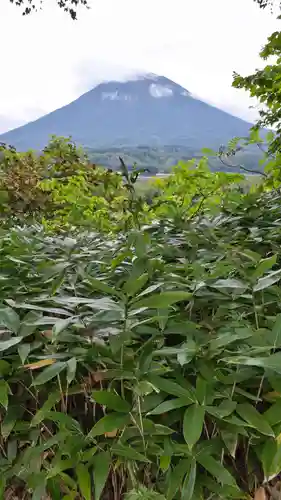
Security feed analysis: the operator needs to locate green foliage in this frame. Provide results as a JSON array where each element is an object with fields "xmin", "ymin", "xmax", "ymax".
[
  {"xmin": 233, "ymin": 27, "xmax": 281, "ymax": 152},
  {"xmin": 85, "ymin": 144, "xmax": 265, "ymax": 174},
  {"xmin": 1, "ymin": 174, "xmax": 281, "ymax": 498},
  {"xmin": 3, "ymin": 131, "xmax": 281, "ymax": 498}
]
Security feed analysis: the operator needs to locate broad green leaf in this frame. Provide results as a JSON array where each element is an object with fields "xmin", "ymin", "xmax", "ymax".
[
  {"xmin": 91, "ymin": 390, "xmax": 131, "ymax": 413},
  {"xmin": 201, "ymin": 148, "xmax": 216, "ymax": 156},
  {"xmin": 19, "ymin": 311, "xmax": 41, "ymax": 337},
  {"xmin": 177, "ymin": 339, "xmax": 197, "ymax": 366},
  {"xmin": 86, "ymin": 277, "xmax": 121, "ymax": 297},
  {"xmin": 0, "ymin": 478, "xmax": 6, "ymax": 499},
  {"xmin": 132, "ymin": 291, "xmax": 191, "ymax": 310},
  {"xmin": 167, "ymin": 459, "xmax": 190, "ymax": 500},
  {"xmin": 18, "ymin": 343, "xmax": 30, "ymax": 364},
  {"xmin": 111, "ymin": 442, "xmax": 150, "ymax": 462},
  {"xmin": 53, "ymin": 317, "xmax": 74, "ymax": 337},
  {"xmin": 266, "ymin": 131, "xmax": 275, "ymax": 143},
  {"xmin": 32, "ymin": 484, "xmax": 47, "ymax": 500},
  {"xmin": 31, "ymin": 391, "xmax": 61, "ymax": 426},
  {"xmin": 76, "ymin": 463, "xmax": 91, "ymax": 500},
  {"xmin": 181, "ymin": 459, "xmax": 196, "ymax": 500},
  {"xmin": 7, "ymin": 439, "xmax": 17, "ymax": 462},
  {"xmin": 160, "ymin": 455, "xmax": 171, "ymax": 471},
  {"xmin": 0, "ymin": 380, "xmax": 8, "ymax": 410},
  {"xmin": 148, "ymin": 375, "xmax": 194, "ymax": 400},
  {"xmin": 260, "ymin": 439, "xmax": 281, "ymax": 481},
  {"xmin": 264, "ymin": 399, "xmax": 281, "ymax": 426},
  {"xmin": 0, "ymin": 337, "xmax": 23, "ymax": 352},
  {"xmin": 148, "ymin": 398, "xmax": 190, "ymax": 415},
  {"xmin": 92, "ymin": 452, "xmax": 111, "ymax": 500},
  {"xmin": 197, "ymin": 454, "xmax": 236, "ymax": 486},
  {"xmin": 253, "ymin": 255, "xmax": 277, "ymax": 280},
  {"xmin": 236, "ymin": 403, "xmax": 274, "ymax": 436},
  {"xmin": 88, "ymin": 413, "xmax": 130, "ymax": 438},
  {"xmin": 253, "ymin": 269, "xmax": 281, "ymax": 292},
  {"xmin": 183, "ymin": 404, "xmax": 205, "ymax": 449},
  {"xmin": 33, "ymin": 362, "xmax": 67, "ymax": 386},
  {"xmin": 206, "ymin": 400, "xmax": 236, "ymax": 419},
  {"xmin": 66, "ymin": 357, "xmax": 77, "ymax": 385},
  {"xmin": 0, "ymin": 360, "xmax": 11, "ymax": 376},
  {"xmin": 0, "ymin": 306, "xmax": 20, "ymax": 333},
  {"xmin": 45, "ymin": 411, "xmax": 82, "ymax": 432},
  {"xmin": 266, "ymin": 314, "xmax": 281, "ymax": 349},
  {"xmin": 124, "ymin": 273, "xmax": 148, "ymax": 297},
  {"xmin": 209, "ymin": 328, "xmax": 253, "ymax": 351},
  {"xmin": 221, "ymin": 429, "xmax": 238, "ymax": 458},
  {"xmin": 212, "ymin": 279, "xmax": 247, "ymax": 294},
  {"xmin": 2, "ymin": 405, "xmax": 19, "ymax": 439},
  {"xmin": 134, "ymin": 283, "xmax": 163, "ymax": 299},
  {"xmin": 224, "ymin": 352, "xmax": 281, "ymax": 375}
]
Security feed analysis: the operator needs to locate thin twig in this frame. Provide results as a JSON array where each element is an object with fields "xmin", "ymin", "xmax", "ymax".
[{"xmin": 218, "ymin": 155, "xmax": 267, "ymax": 178}]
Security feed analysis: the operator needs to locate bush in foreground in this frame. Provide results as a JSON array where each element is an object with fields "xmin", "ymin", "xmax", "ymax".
[{"xmin": 1, "ymin": 185, "xmax": 281, "ymax": 498}]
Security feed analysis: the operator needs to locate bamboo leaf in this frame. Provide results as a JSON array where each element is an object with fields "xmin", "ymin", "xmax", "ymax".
[
  {"xmin": 183, "ymin": 404, "xmax": 205, "ymax": 449},
  {"xmin": 91, "ymin": 390, "xmax": 131, "ymax": 413},
  {"xmin": 32, "ymin": 362, "xmax": 67, "ymax": 386},
  {"xmin": 93, "ymin": 452, "xmax": 111, "ymax": 500}
]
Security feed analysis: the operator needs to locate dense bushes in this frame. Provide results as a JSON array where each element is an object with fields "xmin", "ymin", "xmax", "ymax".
[{"xmin": 2, "ymin": 134, "xmax": 281, "ymax": 498}]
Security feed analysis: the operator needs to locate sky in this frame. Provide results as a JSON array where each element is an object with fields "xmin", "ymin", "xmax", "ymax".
[{"xmin": 0, "ymin": 0, "xmax": 280, "ymax": 133}]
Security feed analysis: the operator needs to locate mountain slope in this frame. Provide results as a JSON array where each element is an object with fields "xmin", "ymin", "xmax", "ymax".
[{"xmin": 0, "ymin": 74, "xmax": 254, "ymax": 151}]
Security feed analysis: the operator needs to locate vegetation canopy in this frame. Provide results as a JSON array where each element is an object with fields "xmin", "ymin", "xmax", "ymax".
[{"xmin": 0, "ymin": 129, "xmax": 281, "ymax": 500}]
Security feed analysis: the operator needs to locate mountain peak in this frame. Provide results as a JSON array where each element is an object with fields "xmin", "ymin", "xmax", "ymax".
[
  {"xmin": 92, "ymin": 74, "xmax": 191, "ymax": 102},
  {"xmin": 0, "ymin": 73, "xmax": 252, "ymax": 151}
]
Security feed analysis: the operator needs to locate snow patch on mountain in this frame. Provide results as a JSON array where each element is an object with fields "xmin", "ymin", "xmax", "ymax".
[{"xmin": 149, "ymin": 84, "xmax": 174, "ymax": 98}]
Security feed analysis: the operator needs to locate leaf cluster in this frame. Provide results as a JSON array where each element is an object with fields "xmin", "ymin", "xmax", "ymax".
[{"xmin": 1, "ymin": 184, "xmax": 281, "ymax": 498}]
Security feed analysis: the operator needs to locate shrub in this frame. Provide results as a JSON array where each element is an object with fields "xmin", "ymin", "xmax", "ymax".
[{"xmin": 1, "ymin": 184, "xmax": 281, "ymax": 498}]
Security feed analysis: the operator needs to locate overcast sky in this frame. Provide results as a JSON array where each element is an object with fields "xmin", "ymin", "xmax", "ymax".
[{"xmin": 0, "ymin": 0, "xmax": 279, "ymax": 133}]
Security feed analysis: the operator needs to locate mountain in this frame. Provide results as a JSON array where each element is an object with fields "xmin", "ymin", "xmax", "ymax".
[{"xmin": 0, "ymin": 74, "xmax": 254, "ymax": 151}]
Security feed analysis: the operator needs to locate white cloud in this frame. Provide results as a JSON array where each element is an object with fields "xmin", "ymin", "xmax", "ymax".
[{"xmin": 0, "ymin": 0, "xmax": 279, "ymax": 132}]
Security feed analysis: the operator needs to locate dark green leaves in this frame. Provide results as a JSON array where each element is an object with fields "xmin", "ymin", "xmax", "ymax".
[
  {"xmin": 197, "ymin": 454, "xmax": 236, "ymax": 486},
  {"xmin": 148, "ymin": 376, "xmax": 194, "ymax": 400},
  {"xmin": 0, "ymin": 380, "xmax": 9, "ymax": 409},
  {"xmin": 236, "ymin": 404, "xmax": 274, "ymax": 436},
  {"xmin": 225, "ymin": 352, "xmax": 281, "ymax": 374},
  {"xmin": 148, "ymin": 398, "xmax": 190, "ymax": 415},
  {"xmin": 132, "ymin": 291, "xmax": 191, "ymax": 310},
  {"xmin": 181, "ymin": 459, "xmax": 196, "ymax": 500},
  {"xmin": 0, "ymin": 306, "xmax": 20, "ymax": 333},
  {"xmin": 88, "ymin": 413, "xmax": 130, "ymax": 438},
  {"xmin": 91, "ymin": 391, "xmax": 131, "ymax": 412},
  {"xmin": 167, "ymin": 459, "xmax": 190, "ymax": 500},
  {"xmin": 3, "ymin": 153, "xmax": 281, "ymax": 500},
  {"xmin": 76, "ymin": 463, "xmax": 92, "ymax": 500},
  {"xmin": 92, "ymin": 452, "xmax": 111, "ymax": 500},
  {"xmin": 33, "ymin": 362, "xmax": 67, "ymax": 386}
]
